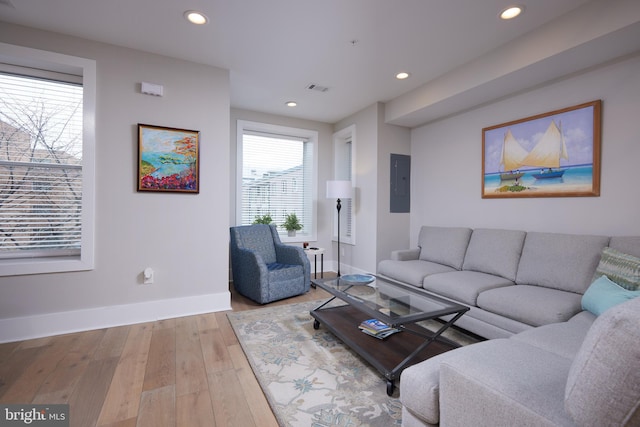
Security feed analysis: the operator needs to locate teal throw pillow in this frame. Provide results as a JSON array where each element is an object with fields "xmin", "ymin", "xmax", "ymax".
[
  {"xmin": 592, "ymin": 247, "xmax": 640, "ymax": 291},
  {"xmin": 582, "ymin": 275, "xmax": 640, "ymax": 316}
]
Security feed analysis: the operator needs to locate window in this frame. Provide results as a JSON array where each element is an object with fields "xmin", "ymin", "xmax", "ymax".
[
  {"xmin": 333, "ymin": 125, "xmax": 355, "ymax": 245},
  {"xmin": 237, "ymin": 120, "xmax": 317, "ymax": 241},
  {"xmin": 0, "ymin": 42, "xmax": 95, "ymax": 276}
]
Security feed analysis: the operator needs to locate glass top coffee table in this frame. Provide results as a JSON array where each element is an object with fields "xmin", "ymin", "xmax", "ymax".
[{"xmin": 311, "ymin": 274, "xmax": 469, "ymax": 395}]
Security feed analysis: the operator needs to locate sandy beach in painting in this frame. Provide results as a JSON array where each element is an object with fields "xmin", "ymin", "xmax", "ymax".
[
  {"xmin": 484, "ymin": 183, "xmax": 593, "ymax": 196},
  {"xmin": 483, "ymin": 164, "xmax": 595, "ymax": 197}
]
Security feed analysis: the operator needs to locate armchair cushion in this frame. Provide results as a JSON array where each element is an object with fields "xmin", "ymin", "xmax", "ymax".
[{"xmin": 231, "ymin": 224, "xmax": 277, "ymax": 264}]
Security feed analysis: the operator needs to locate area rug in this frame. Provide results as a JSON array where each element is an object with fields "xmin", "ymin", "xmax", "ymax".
[{"xmin": 227, "ymin": 298, "xmax": 479, "ymax": 426}]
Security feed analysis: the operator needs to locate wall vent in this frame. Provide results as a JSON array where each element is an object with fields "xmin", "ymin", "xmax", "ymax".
[{"xmin": 306, "ymin": 83, "xmax": 329, "ymax": 93}]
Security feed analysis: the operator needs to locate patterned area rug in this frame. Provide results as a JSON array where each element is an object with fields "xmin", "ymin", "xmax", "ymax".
[{"xmin": 227, "ymin": 298, "xmax": 479, "ymax": 426}]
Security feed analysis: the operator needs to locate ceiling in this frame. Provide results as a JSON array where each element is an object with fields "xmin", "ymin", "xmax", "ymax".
[{"xmin": 0, "ymin": 0, "xmax": 626, "ymax": 125}]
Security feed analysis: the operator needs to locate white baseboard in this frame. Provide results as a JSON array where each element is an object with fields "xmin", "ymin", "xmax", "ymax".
[
  {"xmin": 0, "ymin": 291, "xmax": 231, "ymax": 343},
  {"xmin": 323, "ymin": 261, "xmax": 370, "ymax": 276}
]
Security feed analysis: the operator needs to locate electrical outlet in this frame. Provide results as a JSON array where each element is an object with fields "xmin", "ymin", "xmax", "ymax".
[{"xmin": 143, "ymin": 267, "xmax": 154, "ymax": 284}]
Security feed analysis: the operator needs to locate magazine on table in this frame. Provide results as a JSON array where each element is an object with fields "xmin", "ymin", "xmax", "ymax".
[{"xmin": 358, "ymin": 318, "xmax": 400, "ymax": 339}]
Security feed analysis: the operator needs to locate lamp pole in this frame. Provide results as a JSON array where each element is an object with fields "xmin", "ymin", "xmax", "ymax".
[
  {"xmin": 326, "ymin": 180, "xmax": 351, "ymax": 278},
  {"xmin": 336, "ymin": 197, "xmax": 342, "ymax": 276}
]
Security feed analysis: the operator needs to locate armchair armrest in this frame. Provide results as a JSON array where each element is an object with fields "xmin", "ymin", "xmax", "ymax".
[
  {"xmin": 231, "ymin": 247, "xmax": 270, "ymax": 301},
  {"xmin": 234, "ymin": 245, "xmax": 265, "ymax": 265},
  {"xmin": 392, "ymin": 248, "xmax": 420, "ymax": 261},
  {"xmin": 274, "ymin": 243, "xmax": 305, "ymax": 265},
  {"xmin": 274, "ymin": 243, "xmax": 311, "ymax": 288}
]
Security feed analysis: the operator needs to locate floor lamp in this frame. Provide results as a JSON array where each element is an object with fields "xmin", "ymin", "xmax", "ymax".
[{"xmin": 326, "ymin": 180, "xmax": 352, "ymax": 277}]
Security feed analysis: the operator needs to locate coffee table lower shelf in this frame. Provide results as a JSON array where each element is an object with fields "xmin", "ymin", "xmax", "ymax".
[{"xmin": 310, "ymin": 303, "xmax": 459, "ymax": 396}]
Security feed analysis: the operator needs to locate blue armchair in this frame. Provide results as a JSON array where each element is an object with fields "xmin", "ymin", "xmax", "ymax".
[{"xmin": 230, "ymin": 224, "xmax": 311, "ymax": 304}]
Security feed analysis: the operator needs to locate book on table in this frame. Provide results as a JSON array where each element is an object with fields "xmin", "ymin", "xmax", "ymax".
[{"xmin": 358, "ymin": 318, "xmax": 400, "ymax": 339}]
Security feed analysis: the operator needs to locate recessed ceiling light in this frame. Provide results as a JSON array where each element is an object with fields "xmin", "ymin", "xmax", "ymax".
[
  {"xmin": 285, "ymin": 101, "xmax": 297, "ymax": 107},
  {"xmin": 500, "ymin": 6, "xmax": 524, "ymax": 20},
  {"xmin": 184, "ymin": 10, "xmax": 209, "ymax": 25},
  {"xmin": 396, "ymin": 72, "xmax": 410, "ymax": 80}
]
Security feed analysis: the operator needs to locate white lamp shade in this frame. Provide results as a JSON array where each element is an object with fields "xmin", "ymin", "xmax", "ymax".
[{"xmin": 326, "ymin": 180, "xmax": 352, "ymax": 199}]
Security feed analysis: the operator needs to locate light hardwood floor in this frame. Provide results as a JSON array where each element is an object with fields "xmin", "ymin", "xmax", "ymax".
[{"xmin": 0, "ymin": 281, "xmax": 332, "ymax": 427}]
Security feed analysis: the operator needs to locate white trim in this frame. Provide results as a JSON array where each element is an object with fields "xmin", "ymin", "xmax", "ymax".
[
  {"xmin": 236, "ymin": 120, "xmax": 318, "ymax": 242},
  {"xmin": 0, "ymin": 292, "xmax": 231, "ymax": 343},
  {"xmin": 325, "ymin": 260, "xmax": 368, "ymax": 277},
  {"xmin": 0, "ymin": 42, "xmax": 96, "ymax": 276},
  {"xmin": 332, "ymin": 125, "xmax": 356, "ymax": 245}
]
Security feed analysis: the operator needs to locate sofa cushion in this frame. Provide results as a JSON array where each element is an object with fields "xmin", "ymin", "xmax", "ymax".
[
  {"xmin": 477, "ymin": 285, "xmax": 582, "ymax": 326},
  {"xmin": 516, "ymin": 232, "xmax": 609, "ymax": 294},
  {"xmin": 582, "ymin": 275, "xmax": 640, "ymax": 316},
  {"xmin": 592, "ymin": 247, "xmax": 640, "ymax": 291},
  {"xmin": 454, "ymin": 306, "xmax": 532, "ymax": 339},
  {"xmin": 510, "ymin": 314, "xmax": 594, "ymax": 360},
  {"xmin": 609, "ymin": 235, "xmax": 640, "ymax": 258},
  {"xmin": 565, "ymin": 297, "xmax": 640, "ymax": 426},
  {"xmin": 417, "ymin": 226, "xmax": 472, "ymax": 270},
  {"xmin": 462, "ymin": 228, "xmax": 526, "ymax": 281},
  {"xmin": 423, "ymin": 271, "xmax": 514, "ymax": 306},
  {"xmin": 377, "ymin": 259, "xmax": 455, "ymax": 288}
]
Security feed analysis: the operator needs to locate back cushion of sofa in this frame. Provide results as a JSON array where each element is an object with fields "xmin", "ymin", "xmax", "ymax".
[
  {"xmin": 462, "ymin": 228, "xmax": 526, "ymax": 281},
  {"xmin": 609, "ymin": 236, "xmax": 640, "ymax": 258},
  {"xmin": 516, "ymin": 232, "xmax": 609, "ymax": 294},
  {"xmin": 418, "ymin": 226, "xmax": 472, "ymax": 270}
]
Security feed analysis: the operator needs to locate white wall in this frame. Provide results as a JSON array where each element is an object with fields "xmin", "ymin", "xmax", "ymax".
[
  {"xmin": 0, "ymin": 24, "xmax": 231, "ymax": 342},
  {"xmin": 410, "ymin": 53, "xmax": 640, "ymax": 245},
  {"xmin": 334, "ymin": 103, "xmax": 380, "ymax": 274},
  {"xmin": 335, "ymin": 103, "xmax": 412, "ymax": 274}
]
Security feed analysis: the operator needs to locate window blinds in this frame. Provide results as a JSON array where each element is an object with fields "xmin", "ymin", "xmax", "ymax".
[
  {"xmin": 0, "ymin": 72, "xmax": 83, "ymax": 258},
  {"xmin": 241, "ymin": 131, "xmax": 312, "ymax": 235}
]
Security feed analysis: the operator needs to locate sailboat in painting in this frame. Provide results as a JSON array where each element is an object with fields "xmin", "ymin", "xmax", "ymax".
[
  {"xmin": 499, "ymin": 120, "xmax": 569, "ymax": 180},
  {"xmin": 522, "ymin": 120, "xmax": 568, "ymax": 179},
  {"xmin": 499, "ymin": 129, "xmax": 527, "ymax": 180}
]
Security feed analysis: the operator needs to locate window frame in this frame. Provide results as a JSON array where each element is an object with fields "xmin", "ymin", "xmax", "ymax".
[
  {"xmin": 0, "ymin": 42, "xmax": 96, "ymax": 276},
  {"xmin": 236, "ymin": 120, "xmax": 318, "ymax": 242},
  {"xmin": 332, "ymin": 125, "xmax": 356, "ymax": 245}
]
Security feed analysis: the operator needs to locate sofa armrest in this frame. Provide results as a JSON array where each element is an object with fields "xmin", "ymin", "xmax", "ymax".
[
  {"xmin": 564, "ymin": 297, "xmax": 640, "ymax": 426},
  {"xmin": 439, "ymin": 339, "xmax": 574, "ymax": 426},
  {"xmin": 400, "ymin": 352, "xmax": 450, "ymax": 425},
  {"xmin": 391, "ymin": 248, "xmax": 420, "ymax": 261}
]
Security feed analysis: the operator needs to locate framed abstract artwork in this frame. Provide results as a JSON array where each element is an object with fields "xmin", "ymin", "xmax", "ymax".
[
  {"xmin": 482, "ymin": 100, "xmax": 601, "ymax": 198},
  {"xmin": 137, "ymin": 124, "xmax": 200, "ymax": 193}
]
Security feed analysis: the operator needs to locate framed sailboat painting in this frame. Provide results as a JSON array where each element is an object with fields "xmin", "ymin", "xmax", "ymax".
[{"xmin": 482, "ymin": 100, "xmax": 601, "ymax": 198}]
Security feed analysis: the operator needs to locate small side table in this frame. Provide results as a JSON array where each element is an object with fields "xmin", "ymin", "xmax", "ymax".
[{"xmin": 304, "ymin": 247, "xmax": 325, "ymax": 283}]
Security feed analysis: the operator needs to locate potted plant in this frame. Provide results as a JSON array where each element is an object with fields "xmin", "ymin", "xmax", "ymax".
[
  {"xmin": 282, "ymin": 213, "xmax": 302, "ymax": 237},
  {"xmin": 253, "ymin": 214, "xmax": 274, "ymax": 226}
]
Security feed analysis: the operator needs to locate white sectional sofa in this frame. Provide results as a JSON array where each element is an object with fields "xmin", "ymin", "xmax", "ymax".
[
  {"xmin": 400, "ymin": 297, "xmax": 640, "ymax": 426},
  {"xmin": 378, "ymin": 226, "xmax": 639, "ymax": 339},
  {"xmin": 377, "ymin": 226, "xmax": 640, "ymax": 426}
]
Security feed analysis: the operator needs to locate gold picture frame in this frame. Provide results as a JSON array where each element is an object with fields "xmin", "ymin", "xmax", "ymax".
[{"xmin": 482, "ymin": 100, "xmax": 601, "ymax": 198}]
